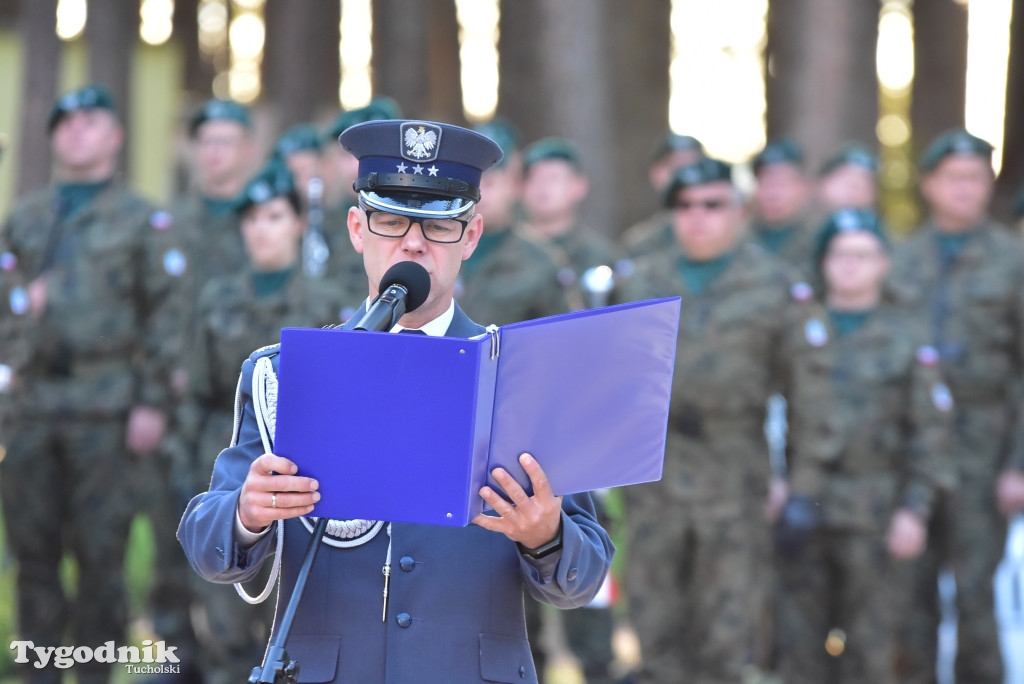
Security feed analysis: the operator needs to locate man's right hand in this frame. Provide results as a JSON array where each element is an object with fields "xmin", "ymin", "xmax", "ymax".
[{"xmin": 238, "ymin": 453, "xmax": 320, "ymax": 533}]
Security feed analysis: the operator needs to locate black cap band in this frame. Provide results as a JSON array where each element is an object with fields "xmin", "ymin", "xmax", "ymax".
[{"xmin": 354, "ymin": 172, "xmax": 480, "ymax": 203}]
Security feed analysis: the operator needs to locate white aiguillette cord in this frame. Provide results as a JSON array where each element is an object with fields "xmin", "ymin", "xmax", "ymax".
[{"xmin": 234, "ymin": 355, "xmax": 390, "ymax": 605}]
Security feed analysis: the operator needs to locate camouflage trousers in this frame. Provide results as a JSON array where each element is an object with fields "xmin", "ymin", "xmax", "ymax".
[
  {"xmin": 625, "ymin": 481, "xmax": 771, "ymax": 684},
  {"xmin": 774, "ymin": 525, "xmax": 910, "ymax": 683},
  {"xmin": 897, "ymin": 468, "xmax": 1006, "ymax": 684},
  {"xmin": 0, "ymin": 415, "xmax": 134, "ymax": 684}
]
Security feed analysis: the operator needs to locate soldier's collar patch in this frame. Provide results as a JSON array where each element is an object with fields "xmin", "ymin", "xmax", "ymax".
[
  {"xmin": 0, "ymin": 252, "xmax": 17, "ymax": 272},
  {"xmin": 931, "ymin": 382, "xmax": 954, "ymax": 412},
  {"xmin": 401, "ymin": 122, "xmax": 441, "ymax": 162},
  {"xmin": 804, "ymin": 318, "xmax": 829, "ymax": 347},
  {"xmin": 916, "ymin": 345, "xmax": 940, "ymax": 366},
  {"xmin": 9, "ymin": 286, "xmax": 28, "ymax": 315}
]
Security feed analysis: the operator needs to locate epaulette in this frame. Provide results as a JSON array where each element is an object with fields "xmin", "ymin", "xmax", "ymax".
[{"xmin": 248, "ymin": 343, "xmax": 281, "ymax": 363}]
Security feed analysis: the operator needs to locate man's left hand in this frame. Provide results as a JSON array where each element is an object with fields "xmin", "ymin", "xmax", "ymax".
[
  {"xmin": 996, "ymin": 469, "xmax": 1024, "ymax": 517},
  {"xmin": 473, "ymin": 452, "xmax": 563, "ymax": 549},
  {"xmin": 126, "ymin": 405, "xmax": 167, "ymax": 454}
]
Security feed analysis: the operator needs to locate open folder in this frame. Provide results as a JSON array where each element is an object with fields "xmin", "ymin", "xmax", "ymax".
[{"xmin": 274, "ymin": 297, "xmax": 681, "ymax": 526}]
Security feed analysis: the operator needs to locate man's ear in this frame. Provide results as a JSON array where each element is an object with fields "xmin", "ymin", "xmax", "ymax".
[
  {"xmin": 348, "ymin": 205, "xmax": 366, "ymax": 254},
  {"xmin": 461, "ymin": 213, "xmax": 483, "ymax": 261}
]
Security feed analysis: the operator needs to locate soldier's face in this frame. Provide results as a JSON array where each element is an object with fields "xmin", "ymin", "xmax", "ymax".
[
  {"xmin": 822, "ymin": 231, "xmax": 889, "ymax": 299},
  {"xmin": 285, "ymin": 151, "xmax": 322, "ymax": 198},
  {"xmin": 51, "ymin": 109, "xmax": 123, "ymax": 174},
  {"xmin": 920, "ymin": 155, "xmax": 994, "ymax": 229},
  {"xmin": 348, "ymin": 205, "xmax": 482, "ymax": 321},
  {"xmin": 521, "ymin": 160, "xmax": 587, "ymax": 226},
  {"xmin": 477, "ymin": 159, "xmax": 523, "ymax": 226},
  {"xmin": 241, "ymin": 197, "xmax": 305, "ymax": 271},
  {"xmin": 670, "ymin": 182, "xmax": 745, "ymax": 260},
  {"xmin": 818, "ymin": 165, "xmax": 877, "ymax": 212},
  {"xmin": 753, "ymin": 163, "xmax": 811, "ymax": 224},
  {"xmin": 194, "ymin": 121, "xmax": 253, "ymax": 188}
]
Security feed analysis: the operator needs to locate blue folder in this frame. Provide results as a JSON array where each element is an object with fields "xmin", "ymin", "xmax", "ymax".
[{"xmin": 274, "ymin": 297, "xmax": 680, "ymax": 526}]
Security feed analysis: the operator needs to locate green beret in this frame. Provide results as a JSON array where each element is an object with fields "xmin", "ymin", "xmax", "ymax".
[
  {"xmin": 473, "ymin": 118, "xmax": 520, "ymax": 168},
  {"xmin": 652, "ymin": 132, "xmax": 704, "ymax": 163},
  {"xmin": 523, "ymin": 137, "xmax": 582, "ymax": 172},
  {"xmin": 752, "ymin": 139, "xmax": 804, "ymax": 174},
  {"xmin": 48, "ymin": 84, "xmax": 116, "ymax": 133},
  {"xmin": 814, "ymin": 208, "xmax": 890, "ymax": 265},
  {"xmin": 234, "ymin": 160, "xmax": 299, "ymax": 215},
  {"xmin": 274, "ymin": 123, "xmax": 323, "ymax": 158},
  {"xmin": 327, "ymin": 97, "xmax": 402, "ymax": 141},
  {"xmin": 189, "ymin": 99, "xmax": 251, "ymax": 137},
  {"xmin": 664, "ymin": 157, "xmax": 733, "ymax": 207},
  {"xmin": 918, "ymin": 128, "xmax": 994, "ymax": 173},
  {"xmin": 819, "ymin": 143, "xmax": 879, "ymax": 177}
]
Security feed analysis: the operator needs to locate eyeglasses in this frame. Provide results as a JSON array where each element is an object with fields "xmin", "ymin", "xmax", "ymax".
[
  {"xmin": 672, "ymin": 198, "xmax": 732, "ymax": 212},
  {"xmin": 362, "ymin": 208, "xmax": 471, "ymax": 244}
]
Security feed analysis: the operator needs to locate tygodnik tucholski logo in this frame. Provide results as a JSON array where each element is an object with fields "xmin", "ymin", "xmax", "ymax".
[{"xmin": 10, "ymin": 639, "xmax": 180, "ymax": 674}]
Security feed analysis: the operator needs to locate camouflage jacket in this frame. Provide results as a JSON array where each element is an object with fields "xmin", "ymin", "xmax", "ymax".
[
  {"xmin": 789, "ymin": 305, "xmax": 954, "ymax": 529},
  {"xmin": 620, "ymin": 210, "xmax": 674, "ymax": 260},
  {"xmin": 747, "ymin": 218, "xmax": 819, "ymax": 283},
  {"xmin": 887, "ymin": 220, "xmax": 1024, "ymax": 472},
  {"xmin": 0, "ymin": 183, "xmax": 186, "ymax": 416},
  {"xmin": 619, "ymin": 242, "xmax": 841, "ymax": 499},
  {"xmin": 456, "ymin": 225, "xmax": 570, "ymax": 326}
]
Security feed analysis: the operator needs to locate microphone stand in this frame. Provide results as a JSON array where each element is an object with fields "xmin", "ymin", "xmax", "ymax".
[{"xmin": 248, "ymin": 517, "xmax": 329, "ymax": 684}]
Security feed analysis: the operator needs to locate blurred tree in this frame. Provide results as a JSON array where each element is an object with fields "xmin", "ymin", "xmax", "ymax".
[
  {"xmin": 174, "ymin": 0, "xmax": 217, "ymax": 100},
  {"xmin": 995, "ymin": 0, "xmax": 1024, "ymax": 222},
  {"xmin": 372, "ymin": 0, "xmax": 463, "ymax": 124},
  {"xmin": 911, "ymin": 0, "xmax": 967, "ymax": 161},
  {"xmin": 496, "ymin": 0, "xmax": 545, "ymax": 144},
  {"xmin": 765, "ymin": 0, "xmax": 879, "ymax": 170},
  {"xmin": 87, "ymin": 0, "xmax": 139, "ymax": 172},
  {"xmin": 607, "ymin": 0, "xmax": 671, "ymax": 231},
  {"xmin": 264, "ymin": 0, "xmax": 340, "ymax": 130},
  {"xmin": 16, "ymin": 0, "xmax": 60, "ymax": 194}
]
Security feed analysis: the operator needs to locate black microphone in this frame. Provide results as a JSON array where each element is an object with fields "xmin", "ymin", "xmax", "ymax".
[{"xmin": 352, "ymin": 261, "xmax": 431, "ymax": 331}]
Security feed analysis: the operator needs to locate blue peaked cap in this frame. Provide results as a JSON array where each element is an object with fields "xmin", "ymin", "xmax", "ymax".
[{"xmin": 339, "ymin": 119, "xmax": 503, "ymax": 219}]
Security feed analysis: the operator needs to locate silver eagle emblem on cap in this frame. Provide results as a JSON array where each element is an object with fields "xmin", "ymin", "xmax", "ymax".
[{"xmin": 401, "ymin": 122, "xmax": 441, "ymax": 162}]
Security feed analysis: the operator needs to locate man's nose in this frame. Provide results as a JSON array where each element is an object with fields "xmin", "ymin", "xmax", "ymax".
[{"xmin": 400, "ymin": 220, "xmax": 428, "ymax": 252}]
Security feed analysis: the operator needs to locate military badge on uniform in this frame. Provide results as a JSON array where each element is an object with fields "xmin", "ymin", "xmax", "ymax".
[
  {"xmin": 790, "ymin": 282, "xmax": 814, "ymax": 302},
  {"xmin": 916, "ymin": 345, "xmax": 940, "ymax": 366},
  {"xmin": 150, "ymin": 211, "xmax": 173, "ymax": 231},
  {"xmin": 401, "ymin": 122, "xmax": 441, "ymax": 162},
  {"xmin": 804, "ymin": 318, "xmax": 828, "ymax": 347},
  {"xmin": 9, "ymin": 286, "xmax": 28, "ymax": 315},
  {"xmin": 163, "ymin": 248, "xmax": 187, "ymax": 277},
  {"xmin": 0, "ymin": 252, "xmax": 17, "ymax": 271},
  {"xmin": 931, "ymin": 382, "xmax": 954, "ymax": 412}
]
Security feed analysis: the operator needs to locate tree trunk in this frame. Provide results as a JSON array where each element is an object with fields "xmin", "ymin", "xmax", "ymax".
[
  {"xmin": 264, "ymin": 0, "xmax": 340, "ymax": 131},
  {"xmin": 765, "ymin": 0, "xmax": 879, "ymax": 171},
  {"xmin": 995, "ymin": 0, "xmax": 1024, "ymax": 221},
  {"xmin": 606, "ymin": 0, "xmax": 672, "ymax": 233},
  {"xmin": 86, "ymin": 0, "xmax": 138, "ymax": 171},
  {"xmin": 17, "ymin": 0, "xmax": 61, "ymax": 194},
  {"xmin": 496, "ymin": 0, "xmax": 546, "ymax": 143},
  {"xmin": 372, "ymin": 0, "xmax": 463, "ymax": 124},
  {"xmin": 173, "ymin": 0, "xmax": 216, "ymax": 99},
  {"xmin": 910, "ymin": 0, "xmax": 967, "ymax": 159}
]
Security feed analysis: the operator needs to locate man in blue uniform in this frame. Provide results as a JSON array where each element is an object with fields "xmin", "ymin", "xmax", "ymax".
[{"xmin": 178, "ymin": 119, "xmax": 614, "ymax": 684}]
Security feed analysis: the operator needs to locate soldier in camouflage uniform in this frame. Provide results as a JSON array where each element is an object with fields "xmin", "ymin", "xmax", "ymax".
[
  {"xmin": 321, "ymin": 98, "xmax": 402, "ymax": 314},
  {"xmin": 887, "ymin": 129, "xmax": 1024, "ymax": 684},
  {"xmin": 520, "ymin": 137, "xmax": 623, "ymax": 305},
  {"xmin": 773, "ymin": 209, "xmax": 954, "ymax": 684},
  {"xmin": 0, "ymin": 85, "xmax": 187, "ymax": 684},
  {"xmin": 618, "ymin": 158, "xmax": 839, "ymax": 684},
  {"xmin": 621, "ymin": 132, "xmax": 704, "ymax": 259},
  {"xmin": 175, "ymin": 161, "xmax": 347, "ymax": 684},
  {"xmin": 748, "ymin": 139, "xmax": 817, "ymax": 280},
  {"xmin": 456, "ymin": 119, "xmax": 569, "ymax": 327},
  {"xmin": 815, "ymin": 143, "xmax": 879, "ymax": 214}
]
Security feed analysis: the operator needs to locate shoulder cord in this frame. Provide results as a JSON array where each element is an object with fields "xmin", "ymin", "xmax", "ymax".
[{"xmin": 234, "ymin": 355, "xmax": 387, "ymax": 604}]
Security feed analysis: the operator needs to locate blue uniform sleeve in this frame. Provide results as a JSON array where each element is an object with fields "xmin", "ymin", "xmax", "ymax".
[
  {"xmin": 177, "ymin": 355, "xmax": 279, "ymax": 583},
  {"xmin": 519, "ymin": 491, "xmax": 615, "ymax": 609}
]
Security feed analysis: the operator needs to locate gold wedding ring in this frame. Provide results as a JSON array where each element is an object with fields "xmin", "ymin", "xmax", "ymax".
[{"xmin": 271, "ymin": 493, "xmax": 278, "ymax": 509}]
